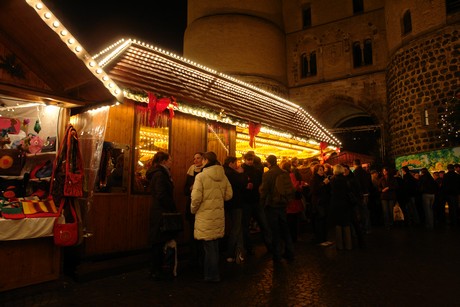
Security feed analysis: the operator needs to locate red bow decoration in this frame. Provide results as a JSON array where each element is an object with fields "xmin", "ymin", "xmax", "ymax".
[
  {"xmin": 147, "ymin": 92, "xmax": 177, "ymax": 126},
  {"xmin": 248, "ymin": 122, "xmax": 262, "ymax": 148}
]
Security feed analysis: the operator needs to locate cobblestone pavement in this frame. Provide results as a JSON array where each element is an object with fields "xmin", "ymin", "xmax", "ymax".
[{"xmin": 2, "ymin": 225, "xmax": 460, "ymax": 307}]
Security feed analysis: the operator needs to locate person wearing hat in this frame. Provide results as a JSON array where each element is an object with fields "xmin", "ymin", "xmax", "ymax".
[{"xmin": 259, "ymin": 155, "xmax": 294, "ymax": 262}]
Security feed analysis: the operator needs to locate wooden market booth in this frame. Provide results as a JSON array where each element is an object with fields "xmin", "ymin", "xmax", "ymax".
[
  {"xmin": 78, "ymin": 38, "xmax": 341, "ymax": 278},
  {"xmin": 0, "ymin": 0, "xmax": 122, "ymax": 291},
  {"xmin": 0, "ymin": 0, "xmax": 342, "ymax": 290}
]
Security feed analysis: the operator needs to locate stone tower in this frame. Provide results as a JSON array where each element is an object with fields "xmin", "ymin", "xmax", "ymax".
[
  {"xmin": 183, "ymin": 0, "xmax": 289, "ymax": 98},
  {"xmin": 183, "ymin": 0, "xmax": 460, "ymax": 162},
  {"xmin": 384, "ymin": 0, "xmax": 459, "ymax": 157}
]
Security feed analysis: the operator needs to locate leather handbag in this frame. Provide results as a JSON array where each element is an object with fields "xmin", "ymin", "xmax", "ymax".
[
  {"xmin": 50, "ymin": 124, "xmax": 84, "ymax": 202},
  {"xmin": 63, "ymin": 128, "xmax": 84, "ymax": 197},
  {"xmin": 160, "ymin": 212, "xmax": 184, "ymax": 233},
  {"xmin": 53, "ymin": 198, "xmax": 79, "ymax": 246}
]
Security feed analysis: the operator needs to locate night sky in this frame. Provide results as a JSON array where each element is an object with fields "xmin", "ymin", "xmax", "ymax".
[{"xmin": 44, "ymin": 0, "xmax": 187, "ymax": 55}]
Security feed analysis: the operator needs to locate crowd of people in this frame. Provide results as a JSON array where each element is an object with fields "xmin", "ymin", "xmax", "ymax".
[{"xmin": 146, "ymin": 150, "xmax": 460, "ymax": 282}]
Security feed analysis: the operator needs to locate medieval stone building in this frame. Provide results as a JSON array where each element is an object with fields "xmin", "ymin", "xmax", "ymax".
[{"xmin": 183, "ymin": 0, "xmax": 460, "ymax": 164}]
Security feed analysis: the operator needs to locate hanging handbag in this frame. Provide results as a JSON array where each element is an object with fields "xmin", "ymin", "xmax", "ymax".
[
  {"xmin": 53, "ymin": 198, "xmax": 79, "ymax": 247},
  {"xmin": 63, "ymin": 128, "xmax": 84, "ymax": 197},
  {"xmin": 160, "ymin": 212, "xmax": 184, "ymax": 233},
  {"xmin": 49, "ymin": 124, "xmax": 84, "ymax": 202}
]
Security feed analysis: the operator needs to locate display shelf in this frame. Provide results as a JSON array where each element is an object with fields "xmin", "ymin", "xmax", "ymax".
[{"xmin": 26, "ymin": 151, "xmax": 56, "ymax": 157}]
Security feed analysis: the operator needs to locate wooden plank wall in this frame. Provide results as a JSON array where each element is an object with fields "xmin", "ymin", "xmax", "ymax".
[
  {"xmin": 170, "ymin": 113, "xmax": 206, "ymax": 241},
  {"xmin": 0, "ymin": 238, "xmax": 60, "ymax": 291},
  {"xmin": 82, "ymin": 106, "xmax": 236, "ymax": 258}
]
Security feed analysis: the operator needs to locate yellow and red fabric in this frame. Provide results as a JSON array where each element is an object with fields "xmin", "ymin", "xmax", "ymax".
[{"xmin": 21, "ymin": 198, "xmax": 58, "ymax": 217}]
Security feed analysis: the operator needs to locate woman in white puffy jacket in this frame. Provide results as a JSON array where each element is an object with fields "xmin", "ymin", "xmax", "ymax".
[{"xmin": 191, "ymin": 151, "xmax": 233, "ymax": 282}]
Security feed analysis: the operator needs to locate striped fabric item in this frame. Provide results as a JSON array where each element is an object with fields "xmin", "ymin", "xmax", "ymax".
[{"xmin": 22, "ymin": 199, "xmax": 58, "ymax": 218}]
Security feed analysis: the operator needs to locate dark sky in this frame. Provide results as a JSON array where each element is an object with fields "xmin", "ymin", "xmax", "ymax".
[{"xmin": 44, "ymin": 0, "xmax": 187, "ymax": 55}]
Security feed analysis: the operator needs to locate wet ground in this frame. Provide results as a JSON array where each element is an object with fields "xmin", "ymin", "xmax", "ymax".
[{"xmin": 2, "ymin": 224, "xmax": 460, "ymax": 307}]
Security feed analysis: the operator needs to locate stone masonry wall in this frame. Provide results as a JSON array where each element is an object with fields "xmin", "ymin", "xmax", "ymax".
[{"xmin": 386, "ymin": 26, "xmax": 460, "ymax": 158}]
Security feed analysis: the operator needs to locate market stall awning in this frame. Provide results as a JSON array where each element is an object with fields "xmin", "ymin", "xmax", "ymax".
[
  {"xmin": 0, "ymin": 0, "xmax": 122, "ymax": 107},
  {"xmin": 94, "ymin": 39, "xmax": 341, "ymax": 152}
]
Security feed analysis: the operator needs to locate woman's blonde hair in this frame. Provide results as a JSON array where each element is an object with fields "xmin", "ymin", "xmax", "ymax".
[{"xmin": 333, "ymin": 164, "xmax": 345, "ymax": 175}]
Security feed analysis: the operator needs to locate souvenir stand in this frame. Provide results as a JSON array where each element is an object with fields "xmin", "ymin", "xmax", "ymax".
[{"xmin": 0, "ymin": 0, "xmax": 122, "ymax": 291}]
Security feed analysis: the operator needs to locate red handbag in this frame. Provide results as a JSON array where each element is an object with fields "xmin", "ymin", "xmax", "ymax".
[
  {"xmin": 53, "ymin": 198, "xmax": 79, "ymax": 246},
  {"xmin": 49, "ymin": 125, "xmax": 84, "ymax": 201},
  {"xmin": 63, "ymin": 128, "xmax": 84, "ymax": 197}
]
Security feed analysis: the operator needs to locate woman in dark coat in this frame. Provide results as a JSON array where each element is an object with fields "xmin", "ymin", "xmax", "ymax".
[
  {"xmin": 310, "ymin": 164, "xmax": 331, "ymax": 245},
  {"xmin": 223, "ymin": 156, "xmax": 247, "ymax": 263},
  {"xmin": 378, "ymin": 166, "xmax": 399, "ymax": 228},
  {"xmin": 146, "ymin": 151, "xmax": 177, "ymax": 280},
  {"xmin": 329, "ymin": 164, "xmax": 354, "ymax": 250}
]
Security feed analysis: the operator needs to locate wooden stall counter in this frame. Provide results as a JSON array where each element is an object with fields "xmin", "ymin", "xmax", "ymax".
[{"xmin": 0, "ymin": 218, "xmax": 62, "ymax": 292}]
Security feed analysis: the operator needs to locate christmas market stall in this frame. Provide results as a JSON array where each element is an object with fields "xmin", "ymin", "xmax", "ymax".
[
  {"xmin": 0, "ymin": 0, "xmax": 122, "ymax": 291},
  {"xmin": 2, "ymin": 1, "xmax": 342, "ymax": 286},
  {"xmin": 70, "ymin": 38, "xmax": 341, "ymax": 277}
]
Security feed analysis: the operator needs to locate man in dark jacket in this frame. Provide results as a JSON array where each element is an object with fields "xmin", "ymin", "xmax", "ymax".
[
  {"xmin": 401, "ymin": 166, "xmax": 420, "ymax": 226},
  {"xmin": 241, "ymin": 151, "xmax": 272, "ymax": 255},
  {"xmin": 259, "ymin": 155, "xmax": 294, "ymax": 262},
  {"xmin": 353, "ymin": 159, "xmax": 372, "ymax": 233}
]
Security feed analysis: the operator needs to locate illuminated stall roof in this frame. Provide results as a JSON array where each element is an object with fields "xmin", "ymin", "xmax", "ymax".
[
  {"xmin": 0, "ymin": 0, "xmax": 122, "ymax": 107},
  {"xmin": 93, "ymin": 39, "xmax": 341, "ymax": 150}
]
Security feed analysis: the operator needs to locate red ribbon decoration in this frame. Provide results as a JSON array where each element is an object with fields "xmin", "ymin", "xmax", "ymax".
[
  {"xmin": 248, "ymin": 122, "xmax": 262, "ymax": 148},
  {"xmin": 147, "ymin": 92, "xmax": 177, "ymax": 126}
]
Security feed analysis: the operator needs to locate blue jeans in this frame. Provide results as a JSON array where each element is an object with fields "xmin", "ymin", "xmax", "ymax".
[
  {"xmin": 203, "ymin": 239, "xmax": 220, "ymax": 281},
  {"xmin": 359, "ymin": 194, "xmax": 371, "ymax": 232},
  {"xmin": 226, "ymin": 208, "xmax": 244, "ymax": 258},
  {"xmin": 265, "ymin": 206, "xmax": 294, "ymax": 260},
  {"xmin": 381, "ymin": 199, "xmax": 395, "ymax": 227},
  {"xmin": 422, "ymin": 193, "xmax": 435, "ymax": 229},
  {"xmin": 405, "ymin": 196, "xmax": 420, "ymax": 225}
]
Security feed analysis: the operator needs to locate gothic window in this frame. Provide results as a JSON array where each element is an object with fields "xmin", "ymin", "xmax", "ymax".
[
  {"xmin": 300, "ymin": 51, "xmax": 317, "ymax": 78},
  {"xmin": 353, "ymin": 39, "xmax": 373, "ymax": 68},
  {"xmin": 302, "ymin": 5, "xmax": 312, "ymax": 28},
  {"xmin": 446, "ymin": 0, "xmax": 460, "ymax": 14},
  {"xmin": 300, "ymin": 53, "xmax": 308, "ymax": 78},
  {"xmin": 353, "ymin": 0, "xmax": 364, "ymax": 14},
  {"xmin": 310, "ymin": 51, "xmax": 317, "ymax": 75},
  {"xmin": 363, "ymin": 39, "xmax": 373, "ymax": 65},
  {"xmin": 353, "ymin": 42, "xmax": 362, "ymax": 68},
  {"xmin": 402, "ymin": 10, "xmax": 412, "ymax": 35}
]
